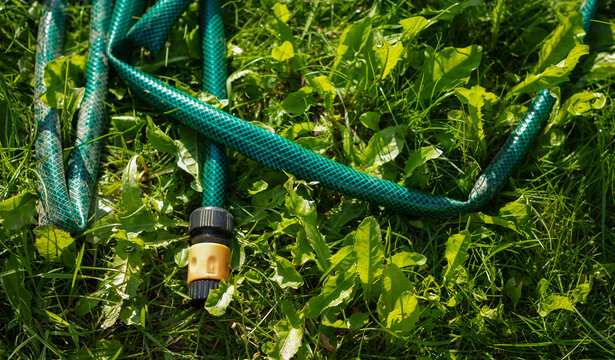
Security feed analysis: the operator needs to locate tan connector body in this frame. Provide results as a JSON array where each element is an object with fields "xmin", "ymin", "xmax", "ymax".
[{"xmin": 187, "ymin": 243, "xmax": 230, "ymax": 283}]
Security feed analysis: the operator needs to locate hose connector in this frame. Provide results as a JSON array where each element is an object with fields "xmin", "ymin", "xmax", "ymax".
[{"xmin": 187, "ymin": 206, "xmax": 233, "ymax": 307}]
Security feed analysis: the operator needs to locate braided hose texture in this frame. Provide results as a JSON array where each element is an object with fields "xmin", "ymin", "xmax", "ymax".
[
  {"xmin": 35, "ymin": 0, "xmax": 111, "ymax": 232},
  {"xmin": 35, "ymin": 0, "xmax": 599, "ymax": 231}
]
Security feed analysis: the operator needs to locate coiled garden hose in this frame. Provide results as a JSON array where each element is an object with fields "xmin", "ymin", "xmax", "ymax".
[{"xmin": 35, "ymin": 0, "xmax": 599, "ymax": 230}]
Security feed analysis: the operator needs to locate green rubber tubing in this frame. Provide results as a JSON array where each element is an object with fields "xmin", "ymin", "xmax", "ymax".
[
  {"xmin": 127, "ymin": 0, "xmax": 229, "ymax": 208},
  {"xmin": 35, "ymin": 0, "xmax": 599, "ymax": 232}
]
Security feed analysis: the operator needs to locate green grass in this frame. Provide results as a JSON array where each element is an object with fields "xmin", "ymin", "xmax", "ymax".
[{"xmin": 1, "ymin": 0, "xmax": 614, "ymax": 358}]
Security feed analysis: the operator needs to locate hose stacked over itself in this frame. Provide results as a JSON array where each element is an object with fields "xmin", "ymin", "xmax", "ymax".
[
  {"xmin": 35, "ymin": 0, "xmax": 599, "ymax": 232},
  {"xmin": 35, "ymin": 0, "xmax": 112, "ymax": 232}
]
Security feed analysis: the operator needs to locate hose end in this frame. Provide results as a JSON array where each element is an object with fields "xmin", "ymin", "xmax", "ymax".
[{"xmin": 187, "ymin": 207, "xmax": 233, "ymax": 307}]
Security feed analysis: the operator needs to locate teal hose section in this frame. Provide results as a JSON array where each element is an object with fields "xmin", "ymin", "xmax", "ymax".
[
  {"xmin": 104, "ymin": 0, "xmax": 598, "ymax": 219},
  {"xmin": 34, "ymin": 0, "xmax": 111, "ymax": 232},
  {"xmin": 199, "ymin": 0, "xmax": 229, "ymax": 208},
  {"xmin": 35, "ymin": 0, "xmax": 599, "ymax": 231}
]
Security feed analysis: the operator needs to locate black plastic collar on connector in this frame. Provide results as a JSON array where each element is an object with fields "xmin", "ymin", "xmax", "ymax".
[{"xmin": 189, "ymin": 206, "xmax": 233, "ymax": 245}]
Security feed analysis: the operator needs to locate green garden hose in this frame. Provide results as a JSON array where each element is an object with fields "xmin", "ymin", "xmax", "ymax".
[
  {"xmin": 35, "ymin": 0, "xmax": 600, "ymax": 233},
  {"xmin": 35, "ymin": 0, "xmax": 111, "ymax": 232}
]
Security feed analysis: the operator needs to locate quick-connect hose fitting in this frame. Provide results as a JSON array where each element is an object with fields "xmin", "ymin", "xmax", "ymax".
[{"xmin": 187, "ymin": 206, "xmax": 233, "ymax": 306}]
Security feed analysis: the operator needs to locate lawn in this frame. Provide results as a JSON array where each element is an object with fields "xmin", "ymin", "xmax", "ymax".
[{"xmin": 0, "ymin": 0, "xmax": 614, "ymax": 358}]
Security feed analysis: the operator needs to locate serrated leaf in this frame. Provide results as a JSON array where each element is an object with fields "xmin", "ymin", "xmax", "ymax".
[
  {"xmin": 272, "ymin": 41, "xmax": 295, "ymax": 62},
  {"xmin": 442, "ymin": 230, "xmax": 471, "ymax": 284},
  {"xmin": 390, "ymin": 251, "xmax": 427, "ymax": 268},
  {"xmin": 272, "ymin": 256, "xmax": 303, "ymax": 289},
  {"xmin": 538, "ymin": 294, "xmax": 574, "ymax": 317},
  {"xmin": 354, "ymin": 217, "xmax": 384, "ymax": 295},
  {"xmin": 34, "ymin": 226, "xmax": 75, "ymax": 261},
  {"xmin": 455, "ymin": 85, "xmax": 497, "ymax": 154},
  {"xmin": 404, "ymin": 146, "xmax": 443, "ymax": 177},
  {"xmin": 205, "ymin": 280, "xmax": 235, "ymax": 316},
  {"xmin": 303, "ymin": 271, "xmax": 356, "ymax": 319},
  {"xmin": 377, "ymin": 264, "xmax": 419, "ymax": 333},
  {"xmin": 413, "ymin": 45, "xmax": 482, "ymax": 100},
  {"xmin": 0, "ymin": 192, "xmax": 37, "ymax": 231},
  {"xmin": 534, "ymin": 12, "xmax": 585, "ymax": 73},
  {"xmin": 267, "ymin": 319, "xmax": 303, "ymax": 360},
  {"xmin": 400, "ymin": 16, "xmax": 429, "ymax": 43},
  {"xmin": 511, "ymin": 44, "xmax": 589, "ymax": 95},
  {"xmin": 281, "ymin": 87, "xmax": 316, "ymax": 115},
  {"xmin": 374, "ymin": 40, "xmax": 404, "ymax": 79}
]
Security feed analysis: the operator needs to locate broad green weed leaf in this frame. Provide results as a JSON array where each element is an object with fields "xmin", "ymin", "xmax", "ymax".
[
  {"xmin": 377, "ymin": 264, "xmax": 419, "ymax": 333},
  {"xmin": 534, "ymin": 12, "xmax": 584, "ymax": 73},
  {"xmin": 309, "ymin": 75, "xmax": 335, "ymax": 110},
  {"xmin": 39, "ymin": 54, "xmax": 86, "ymax": 111},
  {"xmin": 322, "ymin": 310, "xmax": 369, "ymax": 330},
  {"xmin": 281, "ymin": 87, "xmax": 316, "ymax": 115},
  {"xmin": 400, "ymin": 16, "xmax": 429, "ymax": 43},
  {"xmin": 584, "ymin": 52, "xmax": 615, "ymax": 82},
  {"xmin": 511, "ymin": 44, "xmax": 589, "ymax": 96},
  {"xmin": 303, "ymin": 271, "xmax": 356, "ymax": 319},
  {"xmin": 34, "ymin": 226, "xmax": 75, "ymax": 261},
  {"xmin": 176, "ymin": 126, "xmax": 201, "ymax": 191},
  {"xmin": 326, "ymin": 245, "xmax": 356, "ymax": 275},
  {"xmin": 354, "ymin": 217, "xmax": 384, "ymax": 295},
  {"xmin": 565, "ymin": 91, "xmax": 606, "ymax": 116},
  {"xmin": 504, "ymin": 277, "xmax": 522, "ymax": 307},
  {"xmin": 390, "ymin": 251, "xmax": 427, "ymax": 268},
  {"xmin": 273, "ymin": 3, "xmax": 290, "ymax": 23},
  {"xmin": 442, "ymin": 230, "xmax": 471, "ymax": 284},
  {"xmin": 374, "ymin": 40, "xmax": 404, "ymax": 79},
  {"xmin": 0, "ymin": 192, "xmax": 36, "ymax": 231},
  {"xmin": 205, "ymin": 280, "xmax": 235, "ymax": 316},
  {"xmin": 413, "ymin": 45, "xmax": 482, "ymax": 100},
  {"xmin": 538, "ymin": 294, "xmax": 574, "ymax": 317},
  {"xmin": 292, "ymin": 230, "xmax": 315, "ymax": 266},
  {"xmin": 1, "ymin": 255, "xmax": 33, "ymax": 325},
  {"xmin": 174, "ymin": 244, "xmax": 189, "ymax": 267},
  {"xmin": 333, "ymin": 18, "xmax": 372, "ymax": 67},
  {"xmin": 404, "ymin": 146, "xmax": 442, "ymax": 177},
  {"xmin": 359, "ymin": 112, "xmax": 381, "ymax": 131},
  {"xmin": 272, "ymin": 256, "xmax": 303, "ymax": 289},
  {"xmin": 571, "ymin": 282, "xmax": 591, "ymax": 304},
  {"xmin": 121, "ymin": 155, "xmax": 144, "ymax": 214},
  {"xmin": 146, "ymin": 117, "xmax": 177, "ymax": 154},
  {"xmin": 301, "ymin": 220, "xmax": 331, "ymax": 272},
  {"xmin": 272, "ymin": 41, "xmax": 295, "ymax": 62},
  {"xmin": 266, "ymin": 319, "xmax": 303, "ymax": 360},
  {"xmin": 361, "ymin": 126, "xmax": 405, "ymax": 170},
  {"xmin": 101, "ymin": 233, "xmax": 143, "ymax": 328},
  {"xmin": 455, "ymin": 85, "xmax": 497, "ymax": 154}
]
